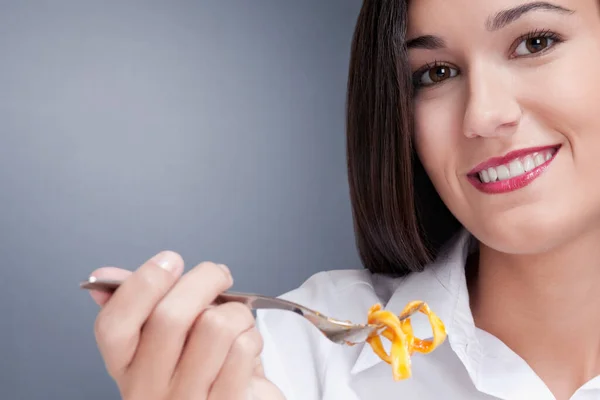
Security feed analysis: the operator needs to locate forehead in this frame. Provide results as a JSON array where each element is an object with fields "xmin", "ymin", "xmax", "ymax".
[{"xmin": 407, "ymin": 0, "xmax": 584, "ymax": 35}]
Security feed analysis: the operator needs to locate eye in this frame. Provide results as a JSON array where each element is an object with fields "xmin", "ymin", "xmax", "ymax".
[
  {"xmin": 514, "ymin": 36, "xmax": 554, "ymax": 56},
  {"xmin": 512, "ymin": 31, "xmax": 562, "ymax": 57},
  {"xmin": 415, "ymin": 63, "xmax": 459, "ymax": 87}
]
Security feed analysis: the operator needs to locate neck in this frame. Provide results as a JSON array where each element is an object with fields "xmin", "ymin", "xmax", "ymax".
[{"xmin": 470, "ymin": 229, "xmax": 600, "ymax": 400}]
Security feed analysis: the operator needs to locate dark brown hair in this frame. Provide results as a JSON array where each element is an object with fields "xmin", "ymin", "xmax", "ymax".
[{"xmin": 346, "ymin": 0, "xmax": 461, "ymax": 275}]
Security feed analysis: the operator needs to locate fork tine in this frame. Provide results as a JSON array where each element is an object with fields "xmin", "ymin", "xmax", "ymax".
[{"xmin": 398, "ymin": 301, "xmax": 425, "ymax": 321}]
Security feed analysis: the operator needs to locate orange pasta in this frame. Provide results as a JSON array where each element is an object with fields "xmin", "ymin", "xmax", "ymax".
[{"xmin": 366, "ymin": 301, "xmax": 447, "ymax": 381}]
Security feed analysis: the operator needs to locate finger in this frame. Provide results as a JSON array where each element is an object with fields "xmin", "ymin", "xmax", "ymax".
[
  {"xmin": 170, "ymin": 302, "xmax": 256, "ymax": 399},
  {"xmin": 208, "ymin": 328, "xmax": 264, "ymax": 400},
  {"xmin": 94, "ymin": 251, "xmax": 184, "ymax": 379},
  {"xmin": 126, "ymin": 262, "xmax": 233, "ymax": 390},
  {"xmin": 253, "ymin": 356, "xmax": 265, "ymax": 378},
  {"xmin": 88, "ymin": 267, "xmax": 133, "ymax": 306}
]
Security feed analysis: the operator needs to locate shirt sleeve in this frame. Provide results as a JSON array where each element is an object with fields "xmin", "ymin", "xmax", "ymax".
[{"xmin": 255, "ymin": 271, "xmax": 337, "ymax": 400}]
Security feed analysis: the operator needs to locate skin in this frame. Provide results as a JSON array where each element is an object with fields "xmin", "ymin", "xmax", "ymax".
[
  {"xmin": 89, "ymin": 252, "xmax": 284, "ymax": 400},
  {"xmin": 409, "ymin": 0, "xmax": 600, "ymax": 398}
]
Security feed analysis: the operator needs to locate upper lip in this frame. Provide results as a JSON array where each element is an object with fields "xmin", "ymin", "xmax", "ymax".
[{"xmin": 468, "ymin": 144, "xmax": 560, "ymax": 175}]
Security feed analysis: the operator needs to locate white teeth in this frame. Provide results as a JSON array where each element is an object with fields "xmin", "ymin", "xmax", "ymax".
[
  {"xmin": 534, "ymin": 154, "xmax": 545, "ymax": 166},
  {"xmin": 508, "ymin": 160, "xmax": 524, "ymax": 176},
  {"xmin": 480, "ymin": 169, "xmax": 490, "ymax": 183},
  {"xmin": 496, "ymin": 165, "xmax": 510, "ymax": 181},
  {"xmin": 523, "ymin": 156, "xmax": 535, "ymax": 172},
  {"xmin": 476, "ymin": 149, "xmax": 556, "ymax": 183}
]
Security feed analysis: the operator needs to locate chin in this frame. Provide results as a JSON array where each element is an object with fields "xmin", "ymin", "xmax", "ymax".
[{"xmin": 465, "ymin": 208, "xmax": 585, "ymax": 255}]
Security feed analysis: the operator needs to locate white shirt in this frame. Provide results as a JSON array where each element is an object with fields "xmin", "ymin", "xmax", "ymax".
[{"xmin": 256, "ymin": 230, "xmax": 600, "ymax": 400}]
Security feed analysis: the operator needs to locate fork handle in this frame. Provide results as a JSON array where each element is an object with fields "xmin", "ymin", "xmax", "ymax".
[
  {"xmin": 213, "ymin": 292, "xmax": 301, "ymax": 313},
  {"xmin": 80, "ymin": 278, "xmax": 308, "ymax": 316}
]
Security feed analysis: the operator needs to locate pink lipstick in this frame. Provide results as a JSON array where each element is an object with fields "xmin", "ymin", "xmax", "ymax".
[{"xmin": 467, "ymin": 145, "xmax": 560, "ymax": 194}]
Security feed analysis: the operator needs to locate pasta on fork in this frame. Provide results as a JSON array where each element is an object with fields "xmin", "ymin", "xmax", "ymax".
[{"xmin": 366, "ymin": 301, "xmax": 447, "ymax": 381}]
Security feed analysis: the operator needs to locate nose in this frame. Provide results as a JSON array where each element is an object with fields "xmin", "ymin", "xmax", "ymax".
[{"xmin": 463, "ymin": 64, "xmax": 522, "ymax": 139}]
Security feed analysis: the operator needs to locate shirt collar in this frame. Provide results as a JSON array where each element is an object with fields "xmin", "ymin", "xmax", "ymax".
[
  {"xmin": 350, "ymin": 228, "xmax": 479, "ymax": 376},
  {"xmin": 349, "ymin": 229, "xmax": 600, "ymax": 398}
]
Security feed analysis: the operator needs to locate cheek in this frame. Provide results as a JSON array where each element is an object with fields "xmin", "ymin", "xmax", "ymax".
[
  {"xmin": 414, "ymin": 92, "xmax": 465, "ymax": 199},
  {"xmin": 523, "ymin": 43, "xmax": 600, "ymax": 139},
  {"xmin": 520, "ymin": 40, "xmax": 600, "ymax": 183}
]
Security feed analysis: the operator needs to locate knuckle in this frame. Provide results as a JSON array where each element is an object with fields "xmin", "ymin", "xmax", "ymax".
[
  {"xmin": 194, "ymin": 303, "xmax": 255, "ymax": 343},
  {"xmin": 199, "ymin": 306, "xmax": 230, "ymax": 333},
  {"xmin": 233, "ymin": 329, "xmax": 263, "ymax": 357},
  {"xmin": 137, "ymin": 268, "xmax": 170, "ymax": 293},
  {"xmin": 227, "ymin": 302, "xmax": 254, "ymax": 325},
  {"xmin": 148, "ymin": 303, "xmax": 189, "ymax": 331},
  {"xmin": 196, "ymin": 261, "xmax": 232, "ymax": 289}
]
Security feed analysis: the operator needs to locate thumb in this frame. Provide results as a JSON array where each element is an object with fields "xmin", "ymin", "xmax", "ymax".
[{"xmin": 87, "ymin": 267, "xmax": 133, "ymax": 306}]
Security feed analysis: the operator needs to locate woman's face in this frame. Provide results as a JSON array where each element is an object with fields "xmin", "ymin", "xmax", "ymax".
[{"xmin": 409, "ymin": 0, "xmax": 600, "ymax": 254}]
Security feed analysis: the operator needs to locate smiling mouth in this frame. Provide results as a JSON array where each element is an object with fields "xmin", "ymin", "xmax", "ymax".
[{"xmin": 467, "ymin": 145, "xmax": 561, "ymax": 194}]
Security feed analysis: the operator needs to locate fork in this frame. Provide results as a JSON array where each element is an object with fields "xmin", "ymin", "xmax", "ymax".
[{"xmin": 80, "ymin": 276, "xmax": 424, "ymax": 345}]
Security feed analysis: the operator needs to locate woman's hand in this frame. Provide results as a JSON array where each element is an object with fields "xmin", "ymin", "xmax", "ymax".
[{"xmin": 89, "ymin": 251, "xmax": 285, "ymax": 400}]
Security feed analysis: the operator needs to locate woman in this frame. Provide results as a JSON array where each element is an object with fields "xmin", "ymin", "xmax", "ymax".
[{"xmin": 88, "ymin": 0, "xmax": 600, "ymax": 399}]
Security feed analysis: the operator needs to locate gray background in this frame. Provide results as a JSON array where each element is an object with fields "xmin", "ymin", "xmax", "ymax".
[{"xmin": 0, "ymin": 1, "xmax": 363, "ymax": 399}]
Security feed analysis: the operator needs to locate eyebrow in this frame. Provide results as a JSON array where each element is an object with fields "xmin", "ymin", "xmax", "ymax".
[
  {"xmin": 406, "ymin": 1, "xmax": 574, "ymax": 50},
  {"xmin": 406, "ymin": 35, "xmax": 446, "ymax": 50},
  {"xmin": 486, "ymin": 1, "xmax": 574, "ymax": 31}
]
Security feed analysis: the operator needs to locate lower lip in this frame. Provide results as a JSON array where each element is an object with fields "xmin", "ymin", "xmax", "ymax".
[{"xmin": 467, "ymin": 149, "xmax": 559, "ymax": 194}]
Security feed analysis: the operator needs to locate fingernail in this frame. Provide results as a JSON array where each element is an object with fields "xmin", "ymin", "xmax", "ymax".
[
  {"xmin": 218, "ymin": 263, "xmax": 230, "ymax": 274},
  {"xmin": 152, "ymin": 251, "xmax": 182, "ymax": 274},
  {"xmin": 218, "ymin": 264, "xmax": 233, "ymax": 282}
]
